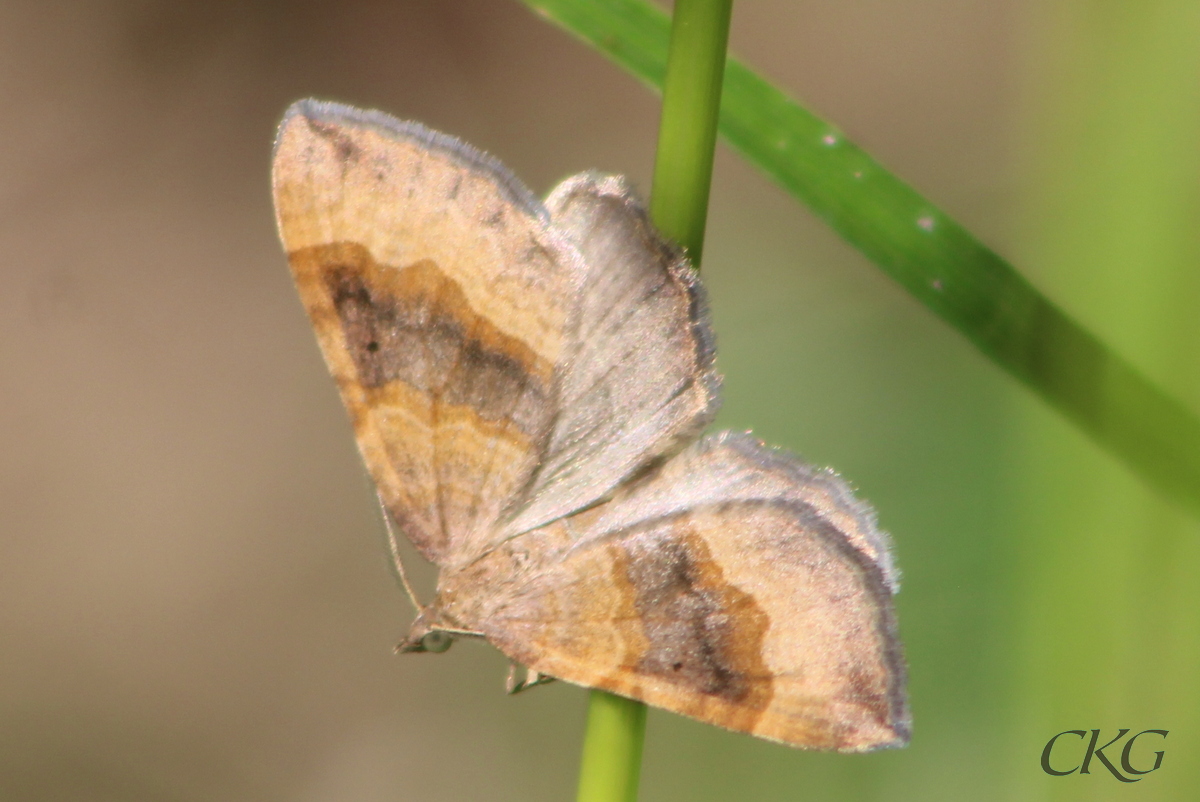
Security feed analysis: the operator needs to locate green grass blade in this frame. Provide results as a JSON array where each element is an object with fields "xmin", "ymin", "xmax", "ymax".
[{"xmin": 520, "ymin": 0, "xmax": 1200, "ymax": 517}]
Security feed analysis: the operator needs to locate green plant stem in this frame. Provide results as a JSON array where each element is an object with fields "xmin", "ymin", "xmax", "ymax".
[
  {"xmin": 575, "ymin": 3, "xmax": 732, "ymax": 801},
  {"xmin": 649, "ymin": 0, "xmax": 732, "ymax": 263},
  {"xmin": 522, "ymin": 0, "xmax": 1200, "ymax": 518},
  {"xmin": 575, "ymin": 689, "xmax": 648, "ymax": 802}
]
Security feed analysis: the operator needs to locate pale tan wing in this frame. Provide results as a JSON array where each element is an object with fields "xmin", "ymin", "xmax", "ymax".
[
  {"xmin": 500, "ymin": 174, "xmax": 721, "ymax": 538},
  {"xmin": 435, "ymin": 432, "xmax": 907, "ymax": 751},
  {"xmin": 272, "ymin": 100, "xmax": 583, "ymax": 568}
]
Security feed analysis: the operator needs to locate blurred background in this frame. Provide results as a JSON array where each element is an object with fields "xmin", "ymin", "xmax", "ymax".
[{"xmin": 3, "ymin": 1, "xmax": 1198, "ymax": 800}]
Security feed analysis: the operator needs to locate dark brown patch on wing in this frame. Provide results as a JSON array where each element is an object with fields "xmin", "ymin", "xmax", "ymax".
[
  {"xmin": 614, "ymin": 519, "xmax": 773, "ymax": 718},
  {"xmin": 301, "ymin": 241, "xmax": 553, "ymax": 437},
  {"xmin": 286, "ymin": 240, "xmax": 559, "ymax": 566}
]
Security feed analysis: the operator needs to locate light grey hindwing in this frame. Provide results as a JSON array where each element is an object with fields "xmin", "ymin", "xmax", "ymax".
[{"xmin": 502, "ymin": 173, "xmax": 721, "ymax": 538}]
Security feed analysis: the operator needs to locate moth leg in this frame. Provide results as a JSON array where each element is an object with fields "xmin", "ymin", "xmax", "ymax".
[{"xmin": 506, "ymin": 664, "xmax": 556, "ymax": 694}]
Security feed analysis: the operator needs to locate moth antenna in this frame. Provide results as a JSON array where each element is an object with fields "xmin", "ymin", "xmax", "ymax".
[{"xmin": 378, "ymin": 493, "xmax": 423, "ymax": 613}]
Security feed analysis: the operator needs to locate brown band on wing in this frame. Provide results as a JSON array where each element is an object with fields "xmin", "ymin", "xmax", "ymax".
[
  {"xmin": 610, "ymin": 518, "xmax": 774, "ymax": 729},
  {"xmin": 294, "ymin": 241, "xmax": 554, "ymax": 427},
  {"xmin": 288, "ymin": 240, "xmax": 557, "ymax": 565}
]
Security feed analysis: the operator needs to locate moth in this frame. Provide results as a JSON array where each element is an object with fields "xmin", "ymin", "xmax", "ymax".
[{"xmin": 272, "ymin": 99, "xmax": 910, "ymax": 751}]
